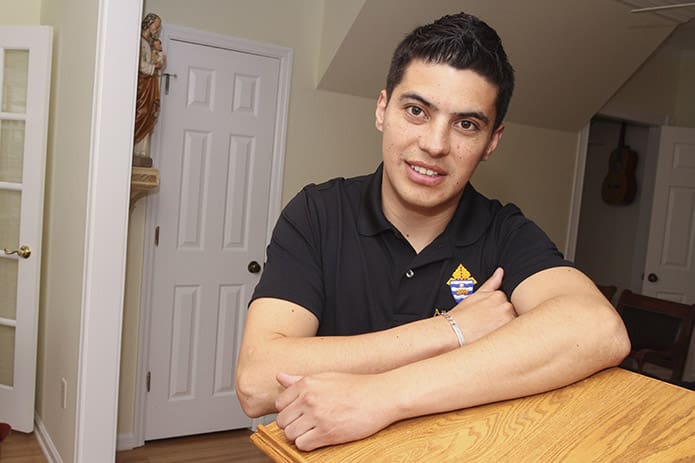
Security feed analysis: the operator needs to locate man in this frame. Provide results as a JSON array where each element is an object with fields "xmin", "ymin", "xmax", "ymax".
[{"xmin": 236, "ymin": 12, "xmax": 630, "ymax": 451}]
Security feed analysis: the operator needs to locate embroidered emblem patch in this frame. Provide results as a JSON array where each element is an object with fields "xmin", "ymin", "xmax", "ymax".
[{"xmin": 447, "ymin": 264, "xmax": 477, "ymax": 303}]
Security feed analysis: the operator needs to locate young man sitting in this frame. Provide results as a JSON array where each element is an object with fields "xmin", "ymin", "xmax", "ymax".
[{"xmin": 236, "ymin": 12, "xmax": 630, "ymax": 452}]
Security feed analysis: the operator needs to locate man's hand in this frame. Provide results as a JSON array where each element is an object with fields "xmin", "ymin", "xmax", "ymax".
[
  {"xmin": 274, "ymin": 372, "xmax": 394, "ymax": 451},
  {"xmin": 448, "ymin": 267, "xmax": 516, "ymax": 344}
]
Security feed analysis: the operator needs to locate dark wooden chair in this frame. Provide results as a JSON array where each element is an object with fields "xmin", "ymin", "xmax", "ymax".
[
  {"xmin": 615, "ymin": 290, "xmax": 695, "ymax": 382},
  {"xmin": 596, "ymin": 284, "xmax": 618, "ymax": 303}
]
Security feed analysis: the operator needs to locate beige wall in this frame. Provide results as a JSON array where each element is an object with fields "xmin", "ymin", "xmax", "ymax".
[
  {"xmin": 118, "ymin": 202, "xmax": 146, "ymax": 435},
  {"xmin": 602, "ymin": 44, "xmax": 695, "ymax": 129},
  {"xmin": 675, "ymin": 49, "xmax": 695, "ymax": 127},
  {"xmin": 35, "ymin": 0, "xmax": 98, "ymax": 461},
  {"xmin": 0, "ymin": 0, "xmax": 41, "ymax": 24},
  {"xmin": 473, "ymin": 122, "xmax": 578, "ymax": 249},
  {"xmin": 317, "ymin": 0, "xmax": 366, "ymax": 85}
]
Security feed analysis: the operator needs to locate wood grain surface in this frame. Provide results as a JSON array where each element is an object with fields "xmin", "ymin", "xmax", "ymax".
[{"xmin": 251, "ymin": 368, "xmax": 695, "ymax": 462}]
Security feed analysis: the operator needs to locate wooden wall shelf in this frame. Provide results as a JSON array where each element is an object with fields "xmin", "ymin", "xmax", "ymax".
[{"xmin": 130, "ymin": 166, "xmax": 160, "ymax": 208}]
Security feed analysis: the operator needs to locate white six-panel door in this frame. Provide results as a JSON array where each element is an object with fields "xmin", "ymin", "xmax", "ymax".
[
  {"xmin": 642, "ymin": 126, "xmax": 695, "ymax": 304},
  {"xmin": 0, "ymin": 26, "xmax": 51, "ymax": 433},
  {"xmin": 144, "ymin": 37, "xmax": 281, "ymax": 440}
]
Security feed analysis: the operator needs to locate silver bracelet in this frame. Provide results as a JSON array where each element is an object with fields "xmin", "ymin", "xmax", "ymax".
[{"xmin": 438, "ymin": 311, "xmax": 465, "ymax": 347}]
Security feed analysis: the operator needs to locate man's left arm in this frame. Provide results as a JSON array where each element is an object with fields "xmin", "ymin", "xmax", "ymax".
[
  {"xmin": 386, "ymin": 266, "xmax": 631, "ymax": 414},
  {"xmin": 274, "ymin": 266, "xmax": 631, "ymax": 450}
]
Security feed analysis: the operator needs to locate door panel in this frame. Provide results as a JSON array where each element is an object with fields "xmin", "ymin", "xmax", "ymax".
[
  {"xmin": 0, "ymin": 26, "xmax": 52, "ymax": 433},
  {"xmin": 642, "ymin": 126, "xmax": 695, "ymax": 304},
  {"xmin": 145, "ymin": 38, "xmax": 280, "ymax": 440}
]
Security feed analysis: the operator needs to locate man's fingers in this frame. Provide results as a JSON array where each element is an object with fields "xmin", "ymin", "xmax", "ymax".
[
  {"xmin": 276, "ymin": 395, "xmax": 306, "ymax": 428},
  {"xmin": 275, "ymin": 373, "xmax": 303, "ymax": 412},
  {"xmin": 293, "ymin": 427, "xmax": 324, "ymax": 452},
  {"xmin": 477, "ymin": 267, "xmax": 504, "ymax": 292},
  {"xmin": 277, "ymin": 372, "xmax": 303, "ymax": 388}
]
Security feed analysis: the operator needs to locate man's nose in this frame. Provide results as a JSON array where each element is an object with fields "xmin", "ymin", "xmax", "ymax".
[{"xmin": 417, "ymin": 121, "xmax": 450, "ymax": 157}]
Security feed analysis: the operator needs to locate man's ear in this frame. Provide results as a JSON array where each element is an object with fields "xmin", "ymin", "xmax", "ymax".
[
  {"xmin": 482, "ymin": 124, "xmax": 505, "ymax": 161},
  {"xmin": 375, "ymin": 90, "xmax": 388, "ymax": 132}
]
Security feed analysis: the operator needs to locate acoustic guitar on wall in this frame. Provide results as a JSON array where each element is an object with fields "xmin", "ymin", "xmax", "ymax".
[{"xmin": 601, "ymin": 122, "xmax": 637, "ymax": 205}]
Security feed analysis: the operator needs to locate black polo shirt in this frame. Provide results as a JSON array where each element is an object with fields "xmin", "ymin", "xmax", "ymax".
[{"xmin": 251, "ymin": 164, "xmax": 573, "ymax": 336}]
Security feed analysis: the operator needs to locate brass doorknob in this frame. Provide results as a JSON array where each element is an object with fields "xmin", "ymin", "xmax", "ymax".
[
  {"xmin": 248, "ymin": 261, "xmax": 261, "ymax": 273},
  {"xmin": 647, "ymin": 273, "xmax": 658, "ymax": 283},
  {"xmin": 3, "ymin": 245, "xmax": 31, "ymax": 259}
]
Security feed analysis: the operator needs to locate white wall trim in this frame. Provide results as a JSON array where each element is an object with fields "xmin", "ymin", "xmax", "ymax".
[
  {"xmin": 34, "ymin": 413, "xmax": 64, "ymax": 463},
  {"xmin": 73, "ymin": 0, "xmax": 142, "ymax": 461},
  {"xmin": 632, "ymin": 126, "xmax": 662, "ymax": 292},
  {"xmin": 116, "ymin": 432, "xmax": 138, "ymax": 451},
  {"xmin": 132, "ymin": 25, "xmax": 293, "ymax": 446},
  {"xmin": 565, "ymin": 123, "xmax": 590, "ymax": 261}
]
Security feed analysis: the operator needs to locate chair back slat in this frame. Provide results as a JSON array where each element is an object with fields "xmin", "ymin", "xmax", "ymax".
[
  {"xmin": 616, "ymin": 290, "xmax": 695, "ymax": 381},
  {"xmin": 621, "ymin": 307, "xmax": 682, "ymax": 349}
]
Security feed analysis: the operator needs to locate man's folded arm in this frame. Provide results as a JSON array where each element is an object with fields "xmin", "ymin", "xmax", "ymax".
[
  {"xmin": 236, "ymin": 267, "xmax": 516, "ymax": 417},
  {"xmin": 235, "ymin": 297, "xmax": 459, "ymax": 417},
  {"xmin": 266, "ymin": 267, "xmax": 631, "ymax": 452},
  {"xmin": 383, "ymin": 267, "xmax": 631, "ymax": 421}
]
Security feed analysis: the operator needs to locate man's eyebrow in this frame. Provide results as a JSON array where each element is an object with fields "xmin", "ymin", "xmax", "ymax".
[
  {"xmin": 399, "ymin": 92, "xmax": 490, "ymax": 125},
  {"xmin": 400, "ymin": 92, "xmax": 436, "ymax": 110}
]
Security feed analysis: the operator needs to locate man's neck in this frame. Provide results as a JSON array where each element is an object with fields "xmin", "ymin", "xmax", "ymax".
[{"xmin": 382, "ymin": 194, "xmax": 460, "ymax": 254}]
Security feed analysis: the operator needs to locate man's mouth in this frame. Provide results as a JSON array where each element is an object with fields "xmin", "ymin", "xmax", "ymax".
[{"xmin": 410, "ymin": 164, "xmax": 441, "ymax": 177}]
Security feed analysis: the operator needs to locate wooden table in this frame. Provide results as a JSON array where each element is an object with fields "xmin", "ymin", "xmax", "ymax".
[{"xmin": 251, "ymin": 368, "xmax": 695, "ymax": 462}]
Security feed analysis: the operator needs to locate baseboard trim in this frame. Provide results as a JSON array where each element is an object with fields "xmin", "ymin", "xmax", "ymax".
[
  {"xmin": 117, "ymin": 432, "xmax": 139, "ymax": 451},
  {"xmin": 34, "ymin": 413, "xmax": 64, "ymax": 463}
]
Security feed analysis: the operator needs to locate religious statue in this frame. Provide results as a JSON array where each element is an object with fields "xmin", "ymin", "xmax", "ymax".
[{"xmin": 133, "ymin": 13, "xmax": 166, "ymax": 167}]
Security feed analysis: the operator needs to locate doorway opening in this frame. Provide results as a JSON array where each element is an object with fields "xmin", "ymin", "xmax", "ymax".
[
  {"xmin": 574, "ymin": 115, "xmax": 695, "ymax": 382},
  {"xmin": 574, "ymin": 116, "xmax": 656, "ymax": 293}
]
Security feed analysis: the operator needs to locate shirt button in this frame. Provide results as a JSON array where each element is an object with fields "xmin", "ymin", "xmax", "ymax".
[{"xmin": 405, "ymin": 269, "xmax": 415, "ymax": 278}]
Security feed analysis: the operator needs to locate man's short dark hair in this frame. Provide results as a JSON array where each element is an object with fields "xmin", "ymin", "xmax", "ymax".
[{"xmin": 386, "ymin": 12, "xmax": 515, "ymax": 130}]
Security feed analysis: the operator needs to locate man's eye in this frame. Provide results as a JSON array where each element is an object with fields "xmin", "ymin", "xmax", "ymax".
[
  {"xmin": 458, "ymin": 120, "xmax": 477, "ymax": 130},
  {"xmin": 406, "ymin": 106, "xmax": 424, "ymax": 117}
]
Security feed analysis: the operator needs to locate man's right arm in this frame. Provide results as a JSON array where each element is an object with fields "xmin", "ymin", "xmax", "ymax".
[{"xmin": 235, "ymin": 269, "xmax": 513, "ymax": 417}]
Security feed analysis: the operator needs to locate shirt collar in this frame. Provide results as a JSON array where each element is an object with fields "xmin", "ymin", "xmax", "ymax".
[
  {"xmin": 358, "ymin": 163, "xmax": 392, "ymax": 236},
  {"xmin": 443, "ymin": 182, "xmax": 495, "ymax": 247}
]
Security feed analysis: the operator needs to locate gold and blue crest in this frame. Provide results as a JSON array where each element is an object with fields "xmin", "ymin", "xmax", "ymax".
[{"xmin": 447, "ymin": 264, "xmax": 477, "ymax": 303}]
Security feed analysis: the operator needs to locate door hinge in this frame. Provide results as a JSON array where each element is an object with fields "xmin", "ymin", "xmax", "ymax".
[
  {"xmin": 162, "ymin": 72, "xmax": 177, "ymax": 95},
  {"xmin": 154, "ymin": 226, "xmax": 160, "ymax": 246},
  {"xmin": 146, "ymin": 371, "xmax": 151, "ymax": 392}
]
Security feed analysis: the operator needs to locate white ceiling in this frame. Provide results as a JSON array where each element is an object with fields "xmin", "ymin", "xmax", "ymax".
[
  {"xmin": 619, "ymin": 0, "xmax": 695, "ymax": 23},
  {"xmin": 621, "ymin": 0, "xmax": 695, "ymax": 49}
]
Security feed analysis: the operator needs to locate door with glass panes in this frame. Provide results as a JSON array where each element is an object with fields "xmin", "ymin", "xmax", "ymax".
[{"xmin": 0, "ymin": 26, "xmax": 52, "ymax": 433}]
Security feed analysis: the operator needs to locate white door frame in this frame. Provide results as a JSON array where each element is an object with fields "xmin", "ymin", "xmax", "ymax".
[
  {"xmin": 74, "ymin": 0, "xmax": 142, "ymax": 461},
  {"xmin": 564, "ymin": 123, "xmax": 590, "ymax": 261},
  {"xmin": 131, "ymin": 25, "xmax": 292, "ymax": 448}
]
